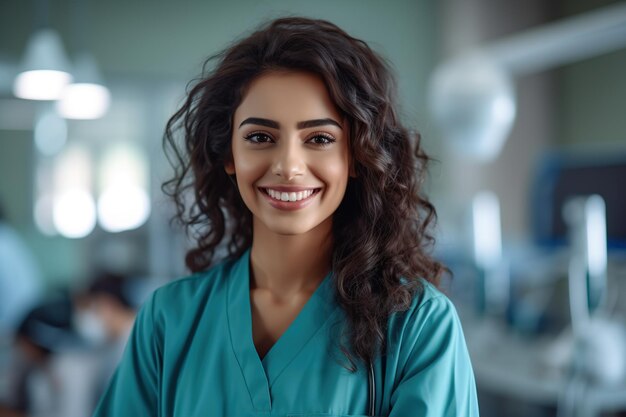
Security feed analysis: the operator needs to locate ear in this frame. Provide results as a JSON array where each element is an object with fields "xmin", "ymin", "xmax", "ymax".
[{"xmin": 224, "ymin": 158, "xmax": 235, "ymax": 175}]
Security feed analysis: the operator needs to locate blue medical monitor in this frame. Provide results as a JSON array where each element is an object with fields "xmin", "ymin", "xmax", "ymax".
[{"xmin": 532, "ymin": 150, "xmax": 626, "ymax": 250}]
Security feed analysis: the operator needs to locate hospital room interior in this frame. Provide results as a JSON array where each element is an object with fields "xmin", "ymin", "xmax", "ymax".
[{"xmin": 1, "ymin": 0, "xmax": 626, "ymax": 416}]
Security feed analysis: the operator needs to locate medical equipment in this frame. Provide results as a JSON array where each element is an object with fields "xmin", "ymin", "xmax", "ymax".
[
  {"xmin": 368, "ymin": 361, "xmax": 375, "ymax": 416},
  {"xmin": 556, "ymin": 195, "xmax": 626, "ymax": 417}
]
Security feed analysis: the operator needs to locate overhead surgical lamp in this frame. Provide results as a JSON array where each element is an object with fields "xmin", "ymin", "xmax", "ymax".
[
  {"xmin": 429, "ymin": 2, "xmax": 626, "ymax": 162},
  {"xmin": 430, "ymin": 54, "xmax": 516, "ymax": 162}
]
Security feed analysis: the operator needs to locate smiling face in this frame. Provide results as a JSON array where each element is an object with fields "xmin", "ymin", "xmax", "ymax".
[{"xmin": 226, "ymin": 71, "xmax": 351, "ymax": 237}]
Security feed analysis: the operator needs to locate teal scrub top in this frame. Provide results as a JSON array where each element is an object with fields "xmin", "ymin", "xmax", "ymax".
[{"xmin": 93, "ymin": 250, "xmax": 479, "ymax": 416}]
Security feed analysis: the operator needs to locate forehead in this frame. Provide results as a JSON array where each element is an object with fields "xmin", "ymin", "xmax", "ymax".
[{"xmin": 234, "ymin": 71, "xmax": 342, "ymax": 124}]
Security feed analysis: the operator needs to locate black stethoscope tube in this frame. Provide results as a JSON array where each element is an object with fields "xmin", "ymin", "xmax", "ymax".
[{"xmin": 368, "ymin": 361, "xmax": 375, "ymax": 416}]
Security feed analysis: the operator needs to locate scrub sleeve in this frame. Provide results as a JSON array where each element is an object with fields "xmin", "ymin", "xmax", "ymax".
[{"xmin": 385, "ymin": 294, "xmax": 479, "ymax": 416}]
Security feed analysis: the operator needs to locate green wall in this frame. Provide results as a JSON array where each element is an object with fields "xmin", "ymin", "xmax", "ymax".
[
  {"xmin": 554, "ymin": 0, "xmax": 626, "ymax": 147},
  {"xmin": 556, "ymin": 48, "xmax": 626, "ymax": 146}
]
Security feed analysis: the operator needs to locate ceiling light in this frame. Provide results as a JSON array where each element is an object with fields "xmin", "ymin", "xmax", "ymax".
[
  {"xmin": 57, "ymin": 53, "xmax": 111, "ymax": 119},
  {"xmin": 13, "ymin": 28, "xmax": 73, "ymax": 100}
]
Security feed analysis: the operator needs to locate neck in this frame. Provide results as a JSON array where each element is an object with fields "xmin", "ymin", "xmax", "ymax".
[{"xmin": 250, "ymin": 219, "xmax": 333, "ymax": 297}]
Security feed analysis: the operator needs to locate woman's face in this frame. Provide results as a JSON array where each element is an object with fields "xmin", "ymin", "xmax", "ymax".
[{"xmin": 227, "ymin": 71, "xmax": 350, "ymax": 236}]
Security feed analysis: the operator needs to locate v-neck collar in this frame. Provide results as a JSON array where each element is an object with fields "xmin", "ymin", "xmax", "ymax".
[{"xmin": 226, "ymin": 249, "xmax": 339, "ymax": 411}]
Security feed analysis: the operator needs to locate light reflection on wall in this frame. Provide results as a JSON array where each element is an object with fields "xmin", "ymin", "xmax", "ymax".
[
  {"xmin": 33, "ymin": 139, "xmax": 152, "ymax": 238},
  {"xmin": 52, "ymin": 188, "xmax": 97, "ymax": 238},
  {"xmin": 97, "ymin": 143, "xmax": 150, "ymax": 233},
  {"xmin": 50, "ymin": 144, "xmax": 96, "ymax": 238}
]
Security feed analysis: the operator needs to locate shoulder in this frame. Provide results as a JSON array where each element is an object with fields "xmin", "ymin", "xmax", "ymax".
[
  {"xmin": 384, "ymin": 280, "xmax": 479, "ymax": 416},
  {"xmin": 399, "ymin": 279, "xmax": 457, "ymax": 324},
  {"xmin": 387, "ymin": 279, "xmax": 465, "ymax": 358},
  {"xmin": 145, "ymin": 257, "xmax": 238, "ymax": 319}
]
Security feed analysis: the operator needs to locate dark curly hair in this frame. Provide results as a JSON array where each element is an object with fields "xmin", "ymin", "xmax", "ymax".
[{"xmin": 163, "ymin": 16, "xmax": 445, "ymax": 371}]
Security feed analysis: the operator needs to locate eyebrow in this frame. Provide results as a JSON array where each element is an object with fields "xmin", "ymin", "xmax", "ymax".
[{"xmin": 238, "ymin": 117, "xmax": 343, "ymax": 130}]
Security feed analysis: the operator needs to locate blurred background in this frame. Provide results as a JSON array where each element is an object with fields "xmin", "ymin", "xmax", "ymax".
[{"xmin": 1, "ymin": 0, "xmax": 626, "ymax": 416}]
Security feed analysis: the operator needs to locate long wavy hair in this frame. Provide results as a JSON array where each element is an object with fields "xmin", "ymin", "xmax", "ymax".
[{"xmin": 163, "ymin": 16, "xmax": 445, "ymax": 371}]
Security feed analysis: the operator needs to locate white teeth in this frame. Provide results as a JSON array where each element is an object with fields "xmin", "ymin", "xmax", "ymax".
[{"xmin": 264, "ymin": 188, "xmax": 317, "ymax": 202}]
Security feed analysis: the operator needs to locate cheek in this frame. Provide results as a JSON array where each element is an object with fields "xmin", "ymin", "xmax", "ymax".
[
  {"xmin": 232, "ymin": 153, "xmax": 270, "ymax": 211},
  {"xmin": 233, "ymin": 150, "xmax": 267, "ymax": 184},
  {"xmin": 323, "ymin": 151, "xmax": 350, "ymax": 176},
  {"xmin": 315, "ymin": 152, "xmax": 350, "ymax": 185}
]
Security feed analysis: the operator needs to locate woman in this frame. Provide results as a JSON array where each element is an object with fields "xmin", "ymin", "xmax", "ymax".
[{"xmin": 94, "ymin": 16, "xmax": 479, "ymax": 417}]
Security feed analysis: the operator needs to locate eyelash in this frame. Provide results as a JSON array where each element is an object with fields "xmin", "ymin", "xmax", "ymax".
[{"xmin": 243, "ymin": 131, "xmax": 336, "ymax": 147}]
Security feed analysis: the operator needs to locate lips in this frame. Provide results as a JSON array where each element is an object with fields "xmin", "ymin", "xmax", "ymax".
[
  {"xmin": 262, "ymin": 187, "xmax": 319, "ymax": 202},
  {"xmin": 258, "ymin": 187, "xmax": 321, "ymax": 210}
]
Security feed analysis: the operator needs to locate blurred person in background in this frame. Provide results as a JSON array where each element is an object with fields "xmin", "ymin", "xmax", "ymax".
[
  {"xmin": 71, "ymin": 272, "xmax": 138, "ymax": 412},
  {"xmin": 0, "ymin": 296, "xmax": 76, "ymax": 417},
  {"xmin": 0, "ymin": 200, "xmax": 43, "ymax": 339},
  {"xmin": 0, "ymin": 273, "xmax": 140, "ymax": 417}
]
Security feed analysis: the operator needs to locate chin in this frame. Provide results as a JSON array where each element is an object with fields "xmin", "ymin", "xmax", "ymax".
[{"xmin": 265, "ymin": 222, "xmax": 318, "ymax": 236}]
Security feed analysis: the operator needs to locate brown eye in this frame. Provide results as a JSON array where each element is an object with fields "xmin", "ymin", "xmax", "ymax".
[
  {"xmin": 244, "ymin": 132, "xmax": 274, "ymax": 144},
  {"xmin": 307, "ymin": 133, "xmax": 336, "ymax": 146}
]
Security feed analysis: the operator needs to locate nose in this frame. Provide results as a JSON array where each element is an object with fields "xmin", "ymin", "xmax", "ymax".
[{"xmin": 272, "ymin": 139, "xmax": 305, "ymax": 180}]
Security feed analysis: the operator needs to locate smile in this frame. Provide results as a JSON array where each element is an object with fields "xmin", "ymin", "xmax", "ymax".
[{"xmin": 261, "ymin": 188, "xmax": 320, "ymax": 202}]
